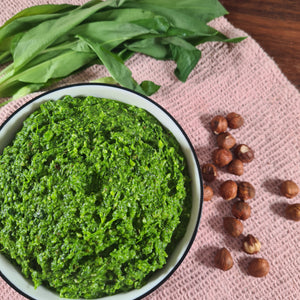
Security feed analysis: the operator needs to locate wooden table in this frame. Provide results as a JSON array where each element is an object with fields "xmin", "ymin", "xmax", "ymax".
[{"xmin": 220, "ymin": 0, "xmax": 300, "ymax": 89}]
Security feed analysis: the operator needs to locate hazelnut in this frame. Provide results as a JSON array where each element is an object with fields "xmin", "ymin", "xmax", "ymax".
[
  {"xmin": 223, "ymin": 217, "xmax": 244, "ymax": 237},
  {"xmin": 210, "ymin": 115, "xmax": 228, "ymax": 135},
  {"xmin": 248, "ymin": 258, "xmax": 270, "ymax": 277},
  {"xmin": 285, "ymin": 203, "xmax": 300, "ymax": 221},
  {"xmin": 220, "ymin": 180, "xmax": 238, "ymax": 201},
  {"xmin": 238, "ymin": 181, "xmax": 255, "ymax": 201},
  {"xmin": 243, "ymin": 234, "xmax": 261, "ymax": 254},
  {"xmin": 217, "ymin": 132, "xmax": 236, "ymax": 149},
  {"xmin": 203, "ymin": 184, "xmax": 214, "ymax": 202},
  {"xmin": 231, "ymin": 201, "xmax": 251, "ymax": 220},
  {"xmin": 214, "ymin": 248, "xmax": 233, "ymax": 271},
  {"xmin": 280, "ymin": 180, "xmax": 299, "ymax": 198},
  {"xmin": 227, "ymin": 159, "xmax": 244, "ymax": 176},
  {"xmin": 235, "ymin": 144, "xmax": 254, "ymax": 163},
  {"xmin": 202, "ymin": 163, "xmax": 218, "ymax": 182},
  {"xmin": 212, "ymin": 148, "xmax": 233, "ymax": 167},
  {"xmin": 226, "ymin": 112, "xmax": 244, "ymax": 129}
]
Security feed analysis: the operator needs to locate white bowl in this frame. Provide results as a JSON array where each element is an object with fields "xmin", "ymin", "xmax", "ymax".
[{"xmin": 0, "ymin": 83, "xmax": 203, "ymax": 300}]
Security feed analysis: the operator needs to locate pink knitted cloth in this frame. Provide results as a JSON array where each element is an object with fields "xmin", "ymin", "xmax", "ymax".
[{"xmin": 1, "ymin": 1, "xmax": 299, "ymax": 300}]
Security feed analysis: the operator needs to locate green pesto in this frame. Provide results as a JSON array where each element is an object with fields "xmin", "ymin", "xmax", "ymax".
[{"xmin": 0, "ymin": 95, "xmax": 191, "ymax": 298}]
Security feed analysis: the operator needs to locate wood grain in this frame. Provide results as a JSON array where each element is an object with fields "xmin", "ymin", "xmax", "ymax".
[{"xmin": 220, "ymin": 0, "xmax": 300, "ymax": 89}]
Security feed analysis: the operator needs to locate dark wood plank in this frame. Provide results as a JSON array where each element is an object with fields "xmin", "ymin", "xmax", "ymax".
[{"xmin": 220, "ymin": 0, "xmax": 300, "ymax": 89}]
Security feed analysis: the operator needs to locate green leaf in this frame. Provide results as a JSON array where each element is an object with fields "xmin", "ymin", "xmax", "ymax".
[
  {"xmin": 122, "ymin": 0, "xmax": 227, "ymax": 34},
  {"xmin": 10, "ymin": 83, "xmax": 47, "ymax": 100},
  {"xmin": 189, "ymin": 31, "xmax": 247, "ymax": 45},
  {"xmin": 77, "ymin": 35, "xmax": 149, "ymax": 95},
  {"xmin": 0, "ymin": 13, "xmax": 69, "ymax": 45},
  {"xmin": 124, "ymin": 0, "xmax": 228, "ymax": 21},
  {"xmin": 0, "ymin": 81, "xmax": 58, "ymax": 107},
  {"xmin": 90, "ymin": 75, "xmax": 160, "ymax": 95},
  {"xmin": 0, "ymin": 51, "xmax": 11, "ymax": 64},
  {"xmin": 17, "ymin": 50, "xmax": 96, "ymax": 83},
  {"xmin": 0, "ymin": 49, "xmax": 96, "ymax": 99},
  {"xmin": 140, "ymin": 80, "xmax": 160, "ymax": 96},
  {"xmin": 163, "ymin": 37, "xmax": 202, "ymax": 82},
  {"xmin": 90, "ymin": 76, "xmax": 118, "ymax": 85},
  {"xmin": 126, "ymin": 36, "xmax": 201, "ymax": 81},
  {"xmin": 12, "ymin": 0, "xmax": 126, "ymax": 71},
  {"xmin": 125, "ymin": 38, "xmax": 169, "ymax": 59},
  {"xmin": 85, "ymin": 8, "xmax": 156, "ymax": 23},
  {"xmin": 117, "ymin": 48, "xmax": 135, "ymax": 61},
  {"xmin": 0, "ymin": 0, "xmax": 244, "ymax": 103},
  {"xmin": 0, "ymin": 79, "xmax": 42, "ymax": 99},
  {"xmin": 0, "ymin": 4, "xmax": 76, "ymax": 27},
  {"xmin": 71, "ymin": 21, "xmax": 156, "ymax": 50},
  {"xmin": 130, "ymin": 15, "xmax": 170, "ymax": 33}
]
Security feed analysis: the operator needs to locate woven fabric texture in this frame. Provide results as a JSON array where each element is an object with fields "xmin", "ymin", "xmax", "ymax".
[{"xmin": 1, "ymin": 1, "xmax": 299, "ymax": 300}]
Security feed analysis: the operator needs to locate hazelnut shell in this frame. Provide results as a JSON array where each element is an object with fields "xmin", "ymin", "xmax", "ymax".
[
  {"xmin": 210, "ymin": 115, "xmax": 228, "ymax": 135},
  {"xmin": 203, "ymin": 185, "xmax": 214, "ymax": 202},
  {"xmin": 217, "ymin": 132, "xmax": 236, "ymax": 150},
  {"xmin": 220, "ymin": 180, "xmax": 238, "ymax": 201},
  {"xmin": 280, "ymin": 180, "xmax": 299, "ymax": 198},
  {"xmin": 227, "ymin": 159, "xmax": 244, "ymax": 176},
  {"xmin": 214, "ymin": 248, "xmax": 233, "ymax": 271},
  {"xmin": 238, "ymin": 181, "xmax": 255, "ymax": 201},
  {"xmin": 212, "ymin": 148, "xmax": 233, "ymax": 167},
  {"xmin": 226, "ymin": 112, "xmax": 244, "ymax": 129},
  {"xmin": 243, "ymin": 234, "xmax": 261, "ymax": 254},
  {"xmin": 285, "ymin": 203, "xmax": 300, "ymax": 221},
  {"xmin": 223, "ymin": 217, "xmax": 244, "ymax": 237},
  {"xmin": 231, "ymin": 201, "xmax": 251, "ymax": 220},
  {"xmin": 202, "ymin": 163, "xmax": 218, "ymax": 182},
  {"xmin": 235, "ymin": 144, "xmax": 254, "ymax": 163},
  {"xmin": 248, "ymin": 258, "xmax": 270, "ymax": 277}
]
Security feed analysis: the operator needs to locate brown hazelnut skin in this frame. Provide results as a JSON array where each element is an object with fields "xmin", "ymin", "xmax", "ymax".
[
  {"xmin": 243, "ymin": 234, "xmax": 261, "ymax": 254},
  {"xmin": 231, "ymin": 201, "xmax": 251, "ymax": 220},
  {"xmin": 203, "ymin": 184, "xmax": 214, "ymax": 202},
  {"xmin": 235, "ymin": 144, "xmax": 254, "ymax": 163},
  {"xmin": 223, "ymin": 217, "xmax": 244, "ymax": 237},
  {"xmin": 248, "ymin": 258, "xmax": 270, "ymax": 277},
  {"xmin": 220, "ymin": 180, "xmax": 238, "ymax": 201},
  {"xmin": 280, "ymin": 180, "xmax": 299, "ymax": 198},
  {"xmin": 227, "ymin": 159, "xmax": 244, "ymax": 176},
  {"xmin": 217, "ymin": 132, "xmax": 236, "ymax": 149},
  {"xmin": 212, "ymin": 148, "xmax": 233, "ymax": 167},
  {"xmin": 226, "ymin": 112, "xmax": 244, "ymax": 129},
  {"xmin": 285, "ymin": 203, "xmax": 300, "ymax": 221},
  {"xmin": 210, "ymin": 115, "xmax": 228, "ymax": 135},
  {"xmin": 238, "ymin": 181, "xmax": 255, "ymax": 201},
  {"xmin": 214, "ymin": 248, "xmax": 233, "ymax": 271},
  {"xmin": 202, "ymin": 163, "xmax": 218, "ymax": 182}
]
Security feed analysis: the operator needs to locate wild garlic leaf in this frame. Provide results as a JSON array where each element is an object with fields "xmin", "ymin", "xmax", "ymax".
[
  {"xmin": 78, "ymin": 35, "xmax": 149, "ymax": 95},
  {"xmin": 84, "ymin": 8, "xmax": 156, "ymax": 23},
  {"xmin": 0, "ymin": 4, "xmax": 76, "ymax": 28},
  {"xmin": 122, "ymin": 0, "xmax": 228, "ymax": 34},
  {"xmin": 125, "ymin": 38, "xmax": 169, "ymax": 59},
  {"xmin": 90, "ymin": 77, "xmax": 119, "ymax": 85},
  {"xmin": 71, "ymin": 21, "xmax": 156, "ymax": 50},
  {"xmin": 140, "ymin": 80, "xmax": 160, "ymax": 96},
  {"xmin": 17, "ymin": 51, "xmax": 96, "ymax": 83},
  {"xmin": 163, "ymin": 36, "xmax": 202, "ymax": 82},
  {"xmin": 0, "ymin": 0, "xmax": 244, "ymax": 103},
  {"xmin": 12, "ymin": 0, "xmax": 126, "ymax": 71}
]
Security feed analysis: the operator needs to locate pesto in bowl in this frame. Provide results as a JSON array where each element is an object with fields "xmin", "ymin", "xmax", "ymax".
[{"xmin": 0, "ymin": 95, "xmax": 192, "ymax": 298}]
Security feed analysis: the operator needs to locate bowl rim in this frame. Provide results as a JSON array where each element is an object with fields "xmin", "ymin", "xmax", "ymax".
[{"xmin": 0, "ymin": 83, "xmax": 203, "ymax": 300}]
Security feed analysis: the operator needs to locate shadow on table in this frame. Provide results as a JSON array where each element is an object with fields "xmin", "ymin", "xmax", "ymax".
[
  {"xmin": 261, "ymin": 177, "xmax": 282, "ymax": 196},
  {"xmin": 237, "ymin": 256, "xmax": 253, "ymax": 276},
  {"xmin": 194, "ymin": 245, "xmax": 220, "ymax": 268},
  {"xmin": 269, "ymin": 201, "xmax": 288, "ymax": 219}
]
